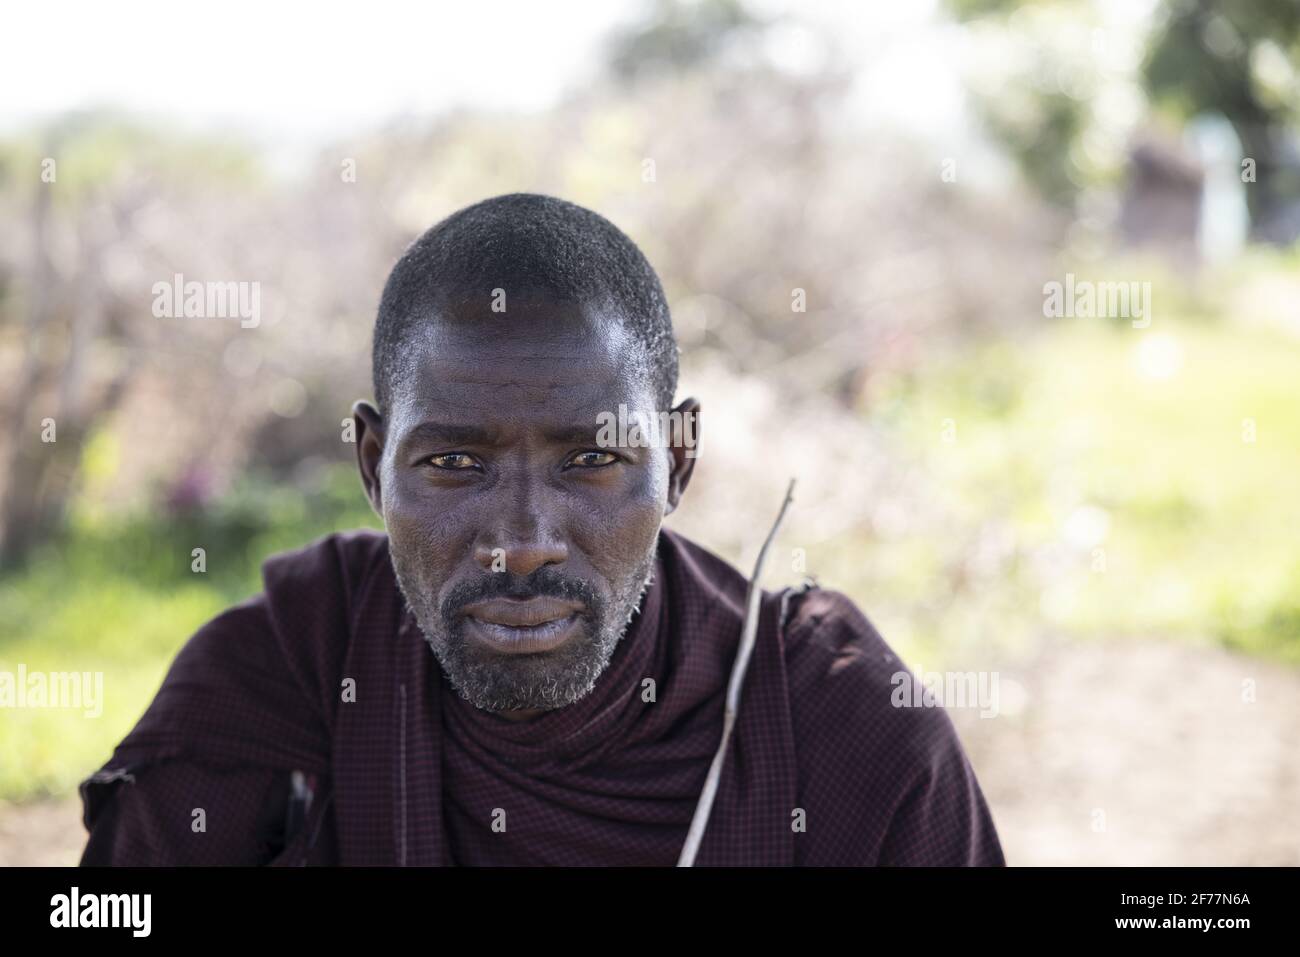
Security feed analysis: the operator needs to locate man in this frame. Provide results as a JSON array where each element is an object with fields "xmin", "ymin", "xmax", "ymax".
[{"xmin": 80, "ymin": 193, "xmax": 1005, "ymax": 866}]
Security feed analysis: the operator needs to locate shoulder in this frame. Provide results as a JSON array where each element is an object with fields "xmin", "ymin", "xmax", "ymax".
[
  {"xmin": 656, "ymin": 526, "xmax": 751, "ymax": 632},
  {"xmin": 257, "ymin": 528, "xmax": 392, "ymax": 643},
  {"xmin": 780, "ymin": 587, "xmax": 993, "ymax": 860},
  {"xmin": 126, "ymin": 529, "xmax": 392, "ymax": 762},
  {"xmin": 80, "ymin": 531, "xmax": 392, "ymax": 847},
  {"xmin": 782, "ymin": 586, "xmax": 959, "ymax": 763},
  {"xmin": 178, "ymin": 529, "xmax": 392, "ymax": 690},
  {"xmin": 259, "ymin": 527, "xmax": 391, "ymax": 615},
  {"xmin": 253, "ymin": 527, "xmax": 395, "ymax": 710}
]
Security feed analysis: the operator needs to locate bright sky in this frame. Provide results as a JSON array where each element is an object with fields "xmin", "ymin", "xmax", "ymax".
[
  {"xmin": 1, "ymin": 0, "xmax": 969, "ymax": 144},
  {"xmin": 2, "ymin": 1, "xmax": 626, "ymax": 132}
]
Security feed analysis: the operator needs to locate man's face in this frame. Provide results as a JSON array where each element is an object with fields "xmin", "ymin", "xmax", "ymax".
[{"xmin": 355, "ymin": 297, "xmax": 695, "ymax": 714}]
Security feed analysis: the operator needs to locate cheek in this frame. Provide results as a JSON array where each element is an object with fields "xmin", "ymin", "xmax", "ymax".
[
  {"xmin": 575, "ymin": 467, "xmax": 666, "ymax": 582},
  {"xmin": 380, "ymin": 470, "xmax": 467, "ymax": 581}
]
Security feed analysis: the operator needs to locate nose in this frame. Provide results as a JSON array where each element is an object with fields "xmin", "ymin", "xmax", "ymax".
[{"xmin": 473, "ymin": 484, "xmax": 569, "ymax": 577}]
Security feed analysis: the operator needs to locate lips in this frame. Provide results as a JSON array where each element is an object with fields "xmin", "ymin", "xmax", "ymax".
[{"xmin": 461, "ymin": 595, "xmax": 585, "ymax": 655}]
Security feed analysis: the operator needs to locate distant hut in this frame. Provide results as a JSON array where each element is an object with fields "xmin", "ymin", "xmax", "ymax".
[{"xmin": 1118, "ymin": 133, "xmax": 1204, "ymax": 267}]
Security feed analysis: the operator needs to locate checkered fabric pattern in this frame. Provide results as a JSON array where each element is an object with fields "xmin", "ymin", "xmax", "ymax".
[{"xmin": 80, "ymin": 527, "xmax": 1005, "ymax": 867}]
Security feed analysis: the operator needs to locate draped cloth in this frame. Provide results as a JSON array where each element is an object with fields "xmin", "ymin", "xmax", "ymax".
[{"xmin": 80, "ymin": 526, "xmax": 1005, "ymax": 866}]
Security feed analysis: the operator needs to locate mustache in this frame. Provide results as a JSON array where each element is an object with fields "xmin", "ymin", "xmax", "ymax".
[{"xmin": 439, "ymin": 566, "xmax": 604, "ymax": 622}]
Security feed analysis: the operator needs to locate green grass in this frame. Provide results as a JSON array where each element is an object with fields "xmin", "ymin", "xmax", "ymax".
[
  {"xmin": 0, "ymin": 467, "xmax": 380, "ymax": 799},
  {"xmin": 866, "ymin": 314, "xmax": 1300, "ymax": 664}
]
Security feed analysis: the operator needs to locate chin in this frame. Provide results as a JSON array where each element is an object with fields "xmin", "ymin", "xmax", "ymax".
[{"xmin": 439, "ymin": 619, "xmax": 615, "ymax": 712}]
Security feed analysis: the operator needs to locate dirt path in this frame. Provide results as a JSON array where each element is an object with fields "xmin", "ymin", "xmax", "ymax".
[
  {"xmin": 952, "ymin": 635, "xmax": 1300, "ymax": 865},
  {"xmin": 0, "ymin": 795, "xmax": 85, "ymax": 866}
]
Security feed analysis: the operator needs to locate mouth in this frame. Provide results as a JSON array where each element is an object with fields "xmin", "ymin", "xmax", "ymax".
[{"xmin": 460, "ymin": 595, "xmax": 585, "ymax": 655}]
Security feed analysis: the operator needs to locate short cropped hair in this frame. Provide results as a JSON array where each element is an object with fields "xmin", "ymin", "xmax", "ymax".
[{"xmin": 373, "ymin": 193, "xmax": 677, "ymax": 415}]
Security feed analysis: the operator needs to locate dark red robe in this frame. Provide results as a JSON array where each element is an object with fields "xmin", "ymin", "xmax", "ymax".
[{"xmin": 79, "ymin": 527, "xmax": 1005, "ymax": 866}]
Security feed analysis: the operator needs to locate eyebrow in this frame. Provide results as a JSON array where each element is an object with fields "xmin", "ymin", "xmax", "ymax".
[
  {"xmin": 541, "ymin": 423, "xmax": 605, "ymax": 445},
  {"xmin": 400, "ymin": 422, "xmax": 499, "ymax": 448}
]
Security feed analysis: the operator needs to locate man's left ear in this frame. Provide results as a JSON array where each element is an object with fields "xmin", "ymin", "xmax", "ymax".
[{"xmin": 664, "ymin": 396, "xmax": 700, "ymax": 516}]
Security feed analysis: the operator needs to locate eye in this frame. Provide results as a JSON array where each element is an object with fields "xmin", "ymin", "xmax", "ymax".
[
  {"xmin": 425, "ymin": 452, "xmax": 480, "ymax": 470},
  {"xmin": 566, "ymin": 450, "xmax": 618, "ymax": 469}
]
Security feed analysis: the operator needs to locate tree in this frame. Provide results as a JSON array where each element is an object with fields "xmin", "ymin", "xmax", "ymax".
[{"xmin": 1144, "ymin": 0, "xmax": 1300, "ymax": 242}]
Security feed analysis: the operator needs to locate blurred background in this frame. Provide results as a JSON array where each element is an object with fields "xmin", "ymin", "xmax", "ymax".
[{"xmin": 1, "ymin": 0, "xmax": 1298, "ymax": 865}]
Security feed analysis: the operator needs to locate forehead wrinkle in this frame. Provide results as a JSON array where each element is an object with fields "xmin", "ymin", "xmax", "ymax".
[
  {"xmin": 424, "ymin": 354, "xmax": 620, "ymax": 382},
  {"xmin": 408, "ymin": 343, "xmax": 644, "ymax": 399},
  {"xmin": 387, "ymin": 306, "xmax": 658, "ymax": 425},
  {"xmin": 411, "ymin": 373, "xmax": 626, "ymax": 413}
]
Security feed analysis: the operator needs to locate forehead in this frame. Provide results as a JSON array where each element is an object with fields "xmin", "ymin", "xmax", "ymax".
[{"xmin": 387, "ymin": 297, "xmax": 653, "ymax": 432}]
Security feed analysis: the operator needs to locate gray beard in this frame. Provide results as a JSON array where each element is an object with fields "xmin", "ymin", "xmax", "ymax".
[{"xmin": 392, "ymin": 548, "xmax": 658, "ymax": 714}]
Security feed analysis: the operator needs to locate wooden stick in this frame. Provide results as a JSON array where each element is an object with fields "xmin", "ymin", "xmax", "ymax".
[{"xmin": 677, "ymin": 477, "xmax": 796, "ymax": 866}]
